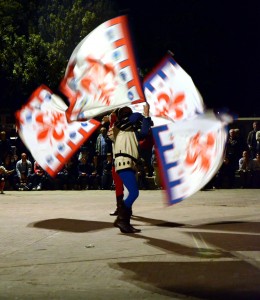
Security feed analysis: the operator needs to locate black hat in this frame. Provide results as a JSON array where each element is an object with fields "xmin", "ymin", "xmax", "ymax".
[{"xmin": 118, "ymin": 106, "xmax": 132, "ymax": 120}]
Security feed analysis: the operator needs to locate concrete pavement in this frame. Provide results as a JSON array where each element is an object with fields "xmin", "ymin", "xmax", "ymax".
[{"xmin": 0, "ymin": 189, "xmax": 260, "ymax": 299}]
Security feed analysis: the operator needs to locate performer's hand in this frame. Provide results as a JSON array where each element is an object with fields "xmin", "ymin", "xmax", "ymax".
[
  {"xmin": 143, "ymin": 103, "xmax": 150, "ymax": 117},
  {"xmin": 102, "ymin": 115, "xmax": 110, "ymax": 124}
]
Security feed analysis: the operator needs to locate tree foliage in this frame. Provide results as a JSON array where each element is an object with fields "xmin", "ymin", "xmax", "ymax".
[{"xmin": 0, "ymin": 0, "xmax": 118, "ymax": 109}]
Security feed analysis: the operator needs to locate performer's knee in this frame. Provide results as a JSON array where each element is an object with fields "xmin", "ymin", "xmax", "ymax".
[{"xmin": 132, "ymin": 188, "xmax": 139, "ymax": 201}]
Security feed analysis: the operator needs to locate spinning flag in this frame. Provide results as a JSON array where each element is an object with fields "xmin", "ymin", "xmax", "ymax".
[
  {"xmin": 15, "ymin": 86, "xmax": 100, "ymax": 177},
  {"xmin": 152, "ymin": 113, "xmax": 228, "ymax": 205},
  {"xmin": 143, "ymin": 54, "xmax": 204, "ymax": 124},
  {"xmin": 60, "ymin": 15, "xmax": 145, "ymax": 121},
  {"xmin": 138, "ymin": 53, "xmax": 229, "ymax": 205}
]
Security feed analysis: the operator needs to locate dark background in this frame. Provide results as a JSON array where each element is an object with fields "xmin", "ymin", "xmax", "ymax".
[
  {"xmin": 2, "ymin": 0, "xmax": 259, "ymax": 118},
  {"xmin": 115, "ymin": 0, "xmax": 260, "ymax": 117}
]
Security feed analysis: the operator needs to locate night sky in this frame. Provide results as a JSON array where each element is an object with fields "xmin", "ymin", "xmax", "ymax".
[
  {"xmin": 115, "ymin": 0, "xmax": 260, "ymax": 117},
  {"xmin": 4, "ymin": 1, "xmax": 259, "ymax": 118}
]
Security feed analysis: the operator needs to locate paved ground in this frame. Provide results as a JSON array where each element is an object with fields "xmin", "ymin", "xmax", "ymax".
[{"xmin": 0, "ymin": 188, "xmax": 259, "ymax": 300}]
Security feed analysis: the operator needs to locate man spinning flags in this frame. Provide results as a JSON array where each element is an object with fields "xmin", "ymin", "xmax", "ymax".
[
  {"xmin": 110, "ymin": 104, "xmax": 152, "ymax": 233},
  {"xmin": 15, "ymin": 16, "xmax": 230, "ymax": 234}
]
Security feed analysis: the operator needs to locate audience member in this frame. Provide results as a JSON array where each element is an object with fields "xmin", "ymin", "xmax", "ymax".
[
  {"xmin": 225, "ymin": 128, "xmax": 245, "ymax": 187},
  {"xmin": 56, "ymin": 156, "xmax": 79, "ymax": 190},
  {"xmin": 78, "ymin": 146, "xmax": 90, "ymax": 161},
  {"xmin": 0, "ymin": 165, "xmax": 15, "ymax": 194},
  {"xmin": 234, "ymin": 128, "xmax": 247, "ymax": 150},
  {"xmin": 2, "ymin": 153, "xmax": 16, "ymax": 190},
  {"xmin": 0, "ymin": 131, "xmax": 12, "ymax": 164},
  {"xmin": 94, "ymin": 127, "xmax": 112, "ymax": 177},
  {"xmin": 31, "ymin": 161, "xmax": 47, "ymax": 190},
  {"xmin": 77, "ymin": 150, "xmax": 98, "ymax": 190},
  {"xmin": 256, "ymin": 130, "xmax": 260, "ymax": 155},
  {"xmin": 251, "ymin": 153, "xmax": 260, "ymax": 188},
  {"xmin": 66, "ymin": 157, "xmax": 79, "ymax": 189},
  {"xmin": 238, "ymin": 150, "xmax": 253, "ymax": 188},
  {"xmin": 247, "ymin": 121, "xmax": 260, "ymax": 159},
  {"xmin": 56, "ymin": 165, "xmax": 69, "ymax": 190},
  {"xmin": 101, "ymin": 153, "xmax": 113, "ymax": 190},
  {"xmin": 15, "ymin": 153, "xmax": 33, "ymax": 191}
]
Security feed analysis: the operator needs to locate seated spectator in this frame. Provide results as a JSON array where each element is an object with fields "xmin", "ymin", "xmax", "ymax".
[
  {"xmin": 15, "ymin": 153, "xmax": 33, "ymax": 191},
  {"xmin": 251, "ymin": 153, "xmax": 260, "ymax": 188},
  {"xmin": 31, "ymin": 161, "xmax": 48, "ymax": 190},
  {"xmin": 101, "ymin": 153, "xmax": 113, "ymax": 190},
  {"xmin": 0, "ymin": 165, "xmax": 15, "ymax": 194},
  {"xmin": 2, "ymin": 153, "xmax": 16, "ymax": 190},
  {"xmin": 77, "ymin": 150, "xmax": 98, "ymax": 189},
  {"xmin": 238, "ymin": 150, "xmax": 253, "ymax": 188},
  {"xmin": 56, "ymin": 157, "xmax": 79, "ymax": 190},
  {"xmin": 56, "ymin": 165, "xmax": 69, "ymax": 190}
]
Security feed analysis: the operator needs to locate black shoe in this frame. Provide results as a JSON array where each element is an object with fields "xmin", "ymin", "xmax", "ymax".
[
  {"xmin": 129, "ymin": 224, "xmax": 141, "ymax": 233},
  {"xmin": 110, "ymin": 208, "xmax": 118, "ymax": 216},
  {"xmin": 114, "ymin": 218, "xmax": 141, "ymax": 233},
  {"xmin": 114, "ymin": 203, "xmax": 141, "ymax": 234}
]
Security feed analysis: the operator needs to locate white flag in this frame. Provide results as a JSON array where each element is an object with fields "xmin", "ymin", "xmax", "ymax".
[
  {"xmin": 152, "ymin": 113, "xmax": 228, "ymax": 205},
  {"xmin": 143, "ymin": 54, "xmax": 204, "ymax": 123},
  {"xmin": 16, "ymin": 86, "xmax": 100, "ymax": 177},
  {"xmin": 60, "ymin": 16, "xmax": 145, "ymax": 121}
]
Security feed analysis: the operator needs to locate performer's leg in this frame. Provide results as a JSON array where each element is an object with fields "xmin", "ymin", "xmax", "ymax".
[
  {"xmin": 110, "ymin": 166, "xmax": 124, "ymax": 216},
  {"xmin": 112, "ymin": 166, "xmax": 124, "ymax": 197},
  {"xmin": 114, "ymin": 169, "xmax": 140, "ymax": 234},
  {"xmin": 117, "ymin": 169, "xmax": 139, "ymax": 208}
]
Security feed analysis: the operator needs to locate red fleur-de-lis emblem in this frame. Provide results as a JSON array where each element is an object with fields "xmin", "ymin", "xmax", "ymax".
[
  {"xmin": 35, "ymin": 111, "xmax": 66, "ymax": 145},
  {"xmin": 155, "ymin": 90, "xmax": 186, "ymax": 121},
  {"xmin": 80, "ymin": 57, "xmax": 116, "ymax": 106},
  {"xmin": 185, "ymin": 132, "xmax": 215, "ymax": 172}
]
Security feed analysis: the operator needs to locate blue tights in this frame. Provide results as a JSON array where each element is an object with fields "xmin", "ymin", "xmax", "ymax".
[{"xmin": 118, "ymin": 169, "xmax": 139, "ymax": 208}]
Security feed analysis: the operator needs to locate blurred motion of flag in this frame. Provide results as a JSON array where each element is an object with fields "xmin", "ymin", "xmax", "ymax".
[
  {"xmin": 15, "ymin": 86, "xmax": 100, "ymax": 176},
  {"xmin": 60, "ymin": 16, "xmax": 145, "ymax": 122},
  {"xmin": 152, "ymin": 113, "xmax": 228, "ymax": 205}
]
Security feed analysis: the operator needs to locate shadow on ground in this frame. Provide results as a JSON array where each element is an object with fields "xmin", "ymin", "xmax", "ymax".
[
  {"xmin": 111, "ymin": 260, "xmax": 260, "ymax": 300},
  {"xmin": 112, "ymin": 220, "xmax": 260, "ymax": 299},
  {"xmin": 28, "ymin": 215, "xmax": 185, "ymax": 233},
  {"xmin": 29, "ymin": 218, "xmax": 113, "ymax": 232},
  {"xmin": 132, "ymin": 215, "xmax": 184, "ymax": 228},
  {"xmin": 191, "ymin": 221, "xmax": 260, "ymax": 234},
  {"xmin": 28, "ymin": 217, "xmax": 260, "ymax": 299}
]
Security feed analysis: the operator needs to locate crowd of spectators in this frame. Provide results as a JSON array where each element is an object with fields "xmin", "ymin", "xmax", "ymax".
[
  {"xmin": 0, "ymin": 121, "xmax": 259, "ymax": 193},
  {"xmin": 210, "ymin": 121, "xmax": 260, "ymax": 189},
  {"xmin": 0, "ymin": 125, "xmax": 161, "ymax": 193}
]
